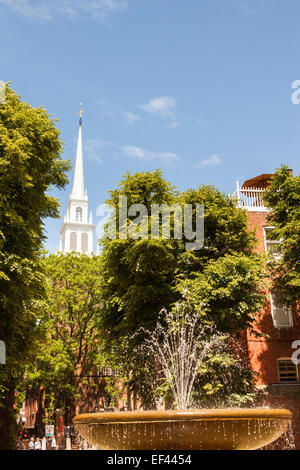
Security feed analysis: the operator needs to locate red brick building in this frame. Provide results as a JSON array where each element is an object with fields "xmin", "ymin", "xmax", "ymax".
[{"xmin": 234, "ymin": 173, "xmax": 300, "ymax": 449}]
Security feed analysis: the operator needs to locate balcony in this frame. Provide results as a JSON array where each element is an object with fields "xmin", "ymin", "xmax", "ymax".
[{"xmin": 232, "ymin": 181, "xmax": 269, "ymax": 212}]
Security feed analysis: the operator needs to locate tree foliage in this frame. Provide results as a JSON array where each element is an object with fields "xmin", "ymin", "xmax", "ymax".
[
  {"xmin": 25, "ymin": 253, "xmax": 103, "ymax": 424},
  {"xmin": 99, "ymin": 170, "xmax": 265, "ymax": 335},
  {"xmin": 263, "ymin": 165, "xmax": 300, "ymax": 303},
  {"xmin": 98, "ymin": 170, "xmax": 266, "ymax": 407},
  {"xmin": 178, "ymin": 253, "xmax": 266, "ymax": 333},
  {"xmin": 100, "ymin": 171, "xmax": 179, "ymax": 336},
  {"xmin": 0, "ymin": 85, "xmax": 69, "ymax": 449}
]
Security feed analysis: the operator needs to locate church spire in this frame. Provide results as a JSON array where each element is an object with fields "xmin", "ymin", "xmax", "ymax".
[
  {"xmin": 59, "ymin": 105, "xmax": 95, "ymax": 255},
  {"xmin": 71, "ymin": 104, "xmax": 85, "ymax": 199}
]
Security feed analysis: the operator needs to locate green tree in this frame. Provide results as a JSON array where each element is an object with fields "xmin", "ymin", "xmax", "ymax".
[
  {"xmin": 100, "ymin": 170, "xmax": 179, "ymax": 336},
  {"xmin": 178, "ymin": 185, "xmax": 255, "ymax": 274},
  {"xmin": 263, "ymin": 166, "xmax": 300, "ymax": 303},
  {"xmin": 100, "ymin": 172, "xmax": 264, "ymax": 335},
  {"xmin": 178, "ymin": 253, "xmax": 266, "ymax": 333},
  {"xmin": 98, "ymin": 170, "xmax": 266, "ymax": 407},
  {"xmin": 25, "ymin": 253, "xmax": 103, "ymax": 429},
  {"xmin": 0, "ymin": 85, "xmax": 69, "ymax": 449}
]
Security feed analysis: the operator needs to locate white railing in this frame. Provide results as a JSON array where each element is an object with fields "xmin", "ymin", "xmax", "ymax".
[{"xmin": 232, "ymin": 181, "xmax": 269, "ymax": 212}]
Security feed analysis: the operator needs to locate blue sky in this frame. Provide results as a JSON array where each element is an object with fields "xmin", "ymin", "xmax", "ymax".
[{"xmin": 1, "ymin": 0, "xmax": 300, "ymax": 252}]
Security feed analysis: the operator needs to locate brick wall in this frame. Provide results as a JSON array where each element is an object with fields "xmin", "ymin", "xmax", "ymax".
[{"xmin": 245, "ymin": 210, "xmax": 300, "ymax": 449}]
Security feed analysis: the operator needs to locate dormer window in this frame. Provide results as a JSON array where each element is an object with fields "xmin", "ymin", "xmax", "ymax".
[{"xmin": 76, "ymin": 207, "xmax": 83, "ymax": 222}]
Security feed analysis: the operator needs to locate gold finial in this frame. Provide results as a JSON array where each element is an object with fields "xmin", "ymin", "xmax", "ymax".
[{"xmin": 79, "ymin": 103, "xmax": 83, "ymax": 126}]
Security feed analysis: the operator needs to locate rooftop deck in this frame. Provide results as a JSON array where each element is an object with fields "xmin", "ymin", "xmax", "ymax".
[{"xmin": 232, "ymin": 181, "xmax": 269, "ymax": 212}]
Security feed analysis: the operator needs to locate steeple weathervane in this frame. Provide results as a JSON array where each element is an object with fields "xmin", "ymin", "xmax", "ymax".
[{"xmin": 79, "ymin": 102, "xmax": 83, "ymax": 127}]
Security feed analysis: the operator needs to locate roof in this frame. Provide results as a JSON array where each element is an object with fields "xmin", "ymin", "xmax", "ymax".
[{"xmin": 241, "ymin": 173, "xmax": 273, "ymax": 189}]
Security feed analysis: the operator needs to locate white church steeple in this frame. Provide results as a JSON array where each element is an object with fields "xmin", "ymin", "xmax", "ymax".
[
  {"xmin": 71, "ymin": 105, "xmax": 85, "ymax": 200},
  {"xmin": 59, "ymin": 106, "xmax": 95, "ymax": 255}
]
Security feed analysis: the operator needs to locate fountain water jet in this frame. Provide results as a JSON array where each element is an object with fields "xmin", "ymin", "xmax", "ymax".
[{"xmin": 74, "ymin": 304, "xmax": 292, "ymax": 450}]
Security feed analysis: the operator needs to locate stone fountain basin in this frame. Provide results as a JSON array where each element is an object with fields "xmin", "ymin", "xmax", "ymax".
[{"xmin": 73, "ymin": 408, "xmax": 292, "ymax": 450}]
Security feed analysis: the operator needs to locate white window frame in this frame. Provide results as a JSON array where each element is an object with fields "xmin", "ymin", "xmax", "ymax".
[
  {"xmin": 263, "ymin": 226, "xmax": 282, "ymax": 259},
  {"xmin": 76, "ymin": 206, "xmax": 83, "ymax": 222},
  {"xmin": 270, "ymin": 292, "xmax": 293, "ymax": 328},
  {"xmin": 97, "ymin": 366, "xmax": 119, "ymax": 377},
  {"xmin": 277, "ymin": 358, "xmax": 299, "ymax": 383}
]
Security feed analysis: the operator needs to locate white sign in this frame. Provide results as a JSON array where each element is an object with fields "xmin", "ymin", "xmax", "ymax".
[{"xmin": 45, "ymin": 425, "xmax": 55, "ymax": 437}]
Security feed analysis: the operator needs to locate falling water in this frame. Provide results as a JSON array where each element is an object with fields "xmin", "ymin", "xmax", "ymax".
[
  {"xmin": 73, "ymin": 301, "xmax": 294, "ymax": 450},
  {"xmin": 138, "ymin": 302, "xmax": 229, "ymax": 410}
]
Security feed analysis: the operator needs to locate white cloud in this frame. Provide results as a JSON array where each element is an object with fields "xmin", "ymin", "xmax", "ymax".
[
  {"xmin": 98, "ymin": 100, "xmax": 142, "ymax": 124},
  {"xmin": 139, "ymin": 96, "xmax": 177, "ymax": 118},
  {"xmin": 0, "ymin": 0, "xmax": 128, "ymax": 21},
  {"xmin": 84, "ymin": 139, "xmax": 115, "ymax": 165},
  {"xmin": 197, "ymin": 154, "xmax": 223, "ymax": 167},
  {"xmin": 124, "ymin": 145, "xmax": 180, "ymax": 163},
  {"xmin": 123, "ymin": 111, "xmax": 142, "ymax": 125},
  {"xmin": 0, "ymin": 0, "xmax": 51, "ymax": 19}
]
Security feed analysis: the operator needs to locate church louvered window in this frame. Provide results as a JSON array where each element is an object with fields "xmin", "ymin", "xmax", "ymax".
[
  {"xmin": 76, "ymin": 207, "xmax": 83, "ymax": 222},
  {"xmin": 81, "ymin": 233, "xmax": 88, "ymax": 253},
  {"xmin": 70, "ymin": 232, "xmax": 77, "ymax": 251}
]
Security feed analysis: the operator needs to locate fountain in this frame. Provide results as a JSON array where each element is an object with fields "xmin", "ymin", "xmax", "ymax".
[
  {"xmin": 74, "ymin": 304, "xmax": 292, "ymax": 450},
  {"xmin": 73, "ymin": 408, "xmax": 291, "ymax": 450}
]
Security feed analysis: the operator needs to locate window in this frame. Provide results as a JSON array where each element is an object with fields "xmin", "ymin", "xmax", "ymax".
[
  {"xmin": 263, "ymin": 227, "xmax": 281, "ymax": 257},
  {"xmin": 76, "ymin": 207, "xmax": 83, "ymax": 222},
  {"xmin": 270, "ymin": 292, "xmax": 292, "ymax": 328},
  {"xmin": 99, "ymin": 367, "xmax": 119, "ymax": 377},
  {"xmin": 277, "ymin": 359, "xmax": 298, "ymax": 383},
  {"xmin": 81, "ymin": 233, "xmax": 88, "ymax": 253},
  {"xmin": 70, "ymin": 232, "xmax": 77, "ymax": 251}
]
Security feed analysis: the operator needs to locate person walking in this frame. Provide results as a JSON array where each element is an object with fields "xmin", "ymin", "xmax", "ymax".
[
  {"xmin": 28, "ymin": 438, "xmax": 34, "ymax": 450},
  {"xmin": 51, "ymin": 436, "xmax": 56, "ymax": 451},
  {"xmin": 34, "ymin": 437, "xmax": 41, "ymax": 451}
]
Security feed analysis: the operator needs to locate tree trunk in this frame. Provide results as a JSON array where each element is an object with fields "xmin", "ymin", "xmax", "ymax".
[{"xmin": 0, "ymin": 378, "xmax": 16, "ymax": 450}]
